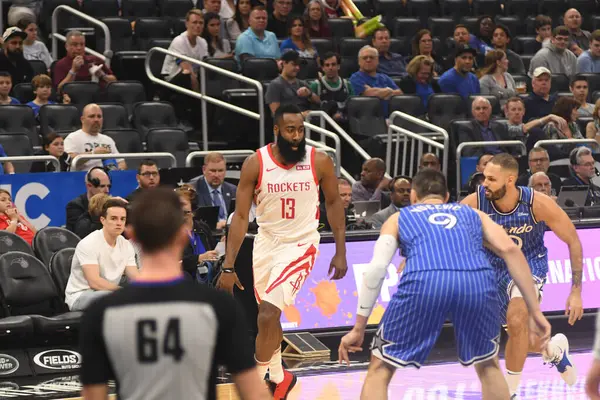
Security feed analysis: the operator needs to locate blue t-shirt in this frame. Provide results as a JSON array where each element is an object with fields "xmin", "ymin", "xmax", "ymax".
[
  {"xmin": 415, "ymin": 82, "xmax": 434, "ymax": 108},
  {"xmin": 349, "ymin": 71, "xmax": 399, "ymax": 116},
  {"xmin": 438, "ymin": 68, "xmax": 481, "ymax": 99},
  {"xmin": 1, "ymin": 97, "xmax": 20, "ymax": 105},
  {"xmin": 27, "ymin": 100, "xmax": 56, "ymax": 118},
  {"xmin": 0, "ymin": 144, "xmax": 7, "ymax": 175},
  {"xmin": 279, "ymin": 38, "xmax": 318, "ymax": 59},
  {"xmin": 235, "ymin": 28, "xmax": 281, "ymax": 64}
]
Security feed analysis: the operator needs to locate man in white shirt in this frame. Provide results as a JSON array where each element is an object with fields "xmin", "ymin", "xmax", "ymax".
[
  {"xmin": 65, "ymin": 198, "xmax": 139, "ymax": 311},
  {"xmin": 64, "ymin": 103, "xmax": 126, "ymax": 171}
]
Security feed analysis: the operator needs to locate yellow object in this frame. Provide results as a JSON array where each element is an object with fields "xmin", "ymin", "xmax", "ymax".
[
  {"xmin": 355, "ymin": 15, "xmax": 384, "ymax": 38},
  {"xmin": 341, "ymin": 0, "xmax": 364, "ymax": 20}
]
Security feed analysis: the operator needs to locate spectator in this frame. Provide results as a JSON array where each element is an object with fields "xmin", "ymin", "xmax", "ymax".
[
  {"xmin": 280, "ymin": 16, "xmax": 318, "ymax": 59},
  {"xmin": 0, "ymin": 141, "xmax": 15, "ymax": 175},
  {"xmin": 352, "ymin": 158, "xmax": 389, "ymax": 202},
  {"xmin": 570, "ymin": 74, "xmax": 594, "ymax": 116},
  {"xmin": 562, "ymin": 146, "xmax": 600, "ymax": 205},
  {"xmin": 66, "ymin": 167, "xmax": 111, "ymax": 232},
  {"xmin": 491, "ymin": 24, "xmax": 526, "ymax": 75},
  {"xmin": 476, "ymin": 153, "xmax": 494, "ymax": 173},
  {"xmin": 577, "ymin": 29, "xmax": 600, "ymax": 73},
  {"xmin": 53, "ymin": 31, "xmax": 116, "ymax": 91},
  {"xmin": 203, "ymin": 0, "xmax": 228, "ymax": 41},
  {"xmin": 453, "ymin": 24, "xmax": 471, "ymax": 47},
  {"xmin": 26, "ymin": 74, "xmax": 55, "ymax": 118},
  {"xmin": 17, "ymin": 19, "xmax": 52, "ymax": 69},
  {"xmin": 529, "ymin": 172, "xmax": 556, "ymax": 199},
  {"xmin": 203, "ymin": 13, "xmax": 232, "ymax": 58},
  {"xmin": 0, "ymin": 27, "xmax": 33, "ymax": 86},
  {"xmin": 0, "ymin": 71, "xmax": 19, "ymax": 105},
  {"xmin": 0, "ymin": 189, "xmax": 35, "ymax": 244},
  {"xmin": 268, "ymin": 0, "xmax": 292, "ymax": 38},
  {"xmin": 464, "ymin": 153, "xmax": 492, "ymax": 192},
  {"xmin": 318, "ymin": 177, "xmax": 352, "ymax": 231},
  {"xmin": 470, "ymin": 15, "xmax": 495, "ymax": 53},
  {"xmin": 543, "ymin": 96, "xmax": 584, "ymax": 157},
  {"xmin": 516, "ymin": 147, "xmax": 562, "ymax": 195},
  {"xmin": 479, "ymin": 49, "xmax": 517, "ymax": 109},
  {"xmin": 304, "ymin": 0, "xmax": 330, "ymax": 38},
  {"xmin": 535, "ymin": 15, "xmax": 552, "ymax": 49},
  {"xmin": 194, "ymin": 152, "xmax": 237, "ymax": 230},
  {"xmin": 372, "ymin": 27, "xmax": 407, "ymax": 78},
  {"xmin": 504, "ymin": 96, "xmax": 566, "ymax": 147},
  {"xmin": 528, "ymin": 26, "xmax": 577, "ymax": 78},
  {"xmin": 74, "ymin": 193, "xmax": 110, "ymax": 239},
  {"xmin": 349, "ymin": 45, "xmax": 402, "ymax": 117},
  {"xmin": 419, "ymin": 152, "xmax": 441, "ymax": 171},
  {"xmin": 319, "ymin": 0, "xmax": 340, "ymax": 19},
  {"xmin": 266, "ymin": 50, "xmax": 320, "ymax": 114},
  {"xmin": 64, "ymin": 198, "xmax": 139, "ymax": 311},
  {"xmin": 410, "ymin": 29, "xmax": 443, "ymax": 76},
  {"xmin": 235, "ymin": 6, "xmax": 281, "ymax": 64},
  {"xmin": 225, "ymin": 0, "xmax": 251, "ymax": 40},
  {"xmin": 524, "ymin": 67, "xmax": 557, "ymax": 122},
  {"xmin": 65, "ymin": 104, "xmax": 126, "ymax": 171},
  {"xmin": 369, "ymin": 176, "xmax": 411, "ymax": 229},
  {"xmin": 586, "ymin": 98, "xmax": 600, "ymax": 145},
  {"xmin": 438, "ymin": 45, "xmax": 480, "ymax": 99},
  {"xmin": 398, "ymin": 55, "xmax": 441, "ymax": 109},
  {"xmin": 458, "ymin": 96, "xmax": 510, "ymax": 156},
  {"xmin": 564, "ymin": 8, "xmax": 591, "ymax": 56},
  {"xmin": 309, "ymin": 52, "xmax": 353, "ymax": 123},
  {"xmin": 127, "ymin": 160, "xmax": 160, "ymax": 202},
  {"xmin": 30, "ymin": 132, "xmax": 70, "ymax": 172}
]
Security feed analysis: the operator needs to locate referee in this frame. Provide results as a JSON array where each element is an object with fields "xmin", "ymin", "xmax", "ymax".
[{"xmin": 79, "ymin": 188, "xmax": 270, "ymax": 400}]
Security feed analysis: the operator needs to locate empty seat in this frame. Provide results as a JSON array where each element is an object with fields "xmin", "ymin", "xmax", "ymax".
[
  {"xmin": 393, "ymin": 17, "xmax": 423, "ymax": 39},
  {"xmin": 121, "ymin": 0, "xmax": 159, "ymax": 19},
  {"xmin": 472, "ymin": 0, "xmax": 501, "ymax": 15},
  {"xmin": 12, "ymin": 83, "xmax": 35, "ymax": 104},
  {"xmin": 49, "ymin": 248, "xmax": 75, "ymax": 296},
  {"xmin": 132, "ymin": 101, "xmax": 178, "ymax": 139},
  {"xmin": 459, "ymin": 16, "xmax": 479, "ymax": 34},
  {"xmin": 33, "ymin": 227, "xmax": 80, "ymax": 267},
  {"xmin": 98, "ymin": 103, "xmax": 131, "ymax": 130},
  {"xmin": 538, "ymin": 0, "xmax": 567, "ymax": 19},
  {"xmin": 375, "ymin": 0, "xmax": 405, "ymax": 26},
  {"xmin": 29, "ymin": 60, "xmax": 48, "ymax": 77},
  {"xmin": 241, "ymin": 58, "xmax": 279, "ymax": 83},
  {"xmin": 103, "ymin": 129, "xmax": 144, "ymax": 153},
  {"xmin": 0, "ymin": 231, "xmax": 33, "ymax": 256},
  {"xmin": 98, "ymin": 18, "xmax": 134, "ymax": 52},
  {"xmin": 160, "ymin": 0, "xmax": 195, "ymax": 17},
  {"xmin": 83, "ymin": 0, "xmax": 120, "ymax": 17},
  {"xmin": 439, "ymin": 0, "xmax": 470, "ymax": 18},
  {"xmin": 204, "ymin": 58, "xmax": 240, "ymax": 98},
  {"xmin": 61, "ymin": 82, "xmax": 101, "ymax": 110},
  {"xmin": 171, "ymin": 18, "xmax": 186, "ymax": 36},
  {"xmin": 106, "ymin": 81, "xmax": 147, "ymax": 116},
  {"xmin": 551, "ymin": 74, "xmax": 570, "ymax": 92},
  {"xmin": 495, "ymin": 15, "xmax": 522, "ymax": 37},
  {"xmin": 39, "ymin": 104, "xmax": 80, "ymax": 136},
  {"xmin": 407, "ymin": 0, "xmax": 437, "ymax": 25},
  {"xmin": 513, "ymin": 36, "xmax": 541, "ymax": 55},
  {"xmin": 340, "ymin": 38, "xmax": 369, "ymax": 58},
  {"xmin": 147, "ymin": 39, "xmax": 172, "ymax": 79},
  {"xmin": 0, "ymin": 134, "xmax": 34, "ymax": 173},
  {"xmin": 504, "ymin": 0, "xmax": 538, "ymax": 20},
  {"xmin": 0, "ymin": 105, "xmax": 39, "ymax": 147},
  {"xmin": 428, "ymin": 17, "xmax": 457, "ymax": 40},
  {"xmin": 389, "ymin": 37, "xmax": 410, "ymax": 56},
  {"xmin": 347, "ymin": 97, "xmax": 388, "ymax": 138},
  {"xmin": 311, "ymin": 38, "xmax": 334, "ymax": 57},
  {"xmin": 427, "ymin": 94, "xmax": 467, "ymax": 132},
  {"xmin": 134, "ymin": 18, "xmax": 172, "ymax": 50},
  {"xmin": 327, "ymin": 18, "xmax": 355, "ymax": 39},
  {"xmin": 389, "ymin": 95, "xmax": 426, "ymax": 123},
  {"xmin": 0, "ymin": 315, "xmax": 34, "ymax": 336},
  {"xmin": 146, "ymin": 128, "xmax": 189, "ymax": 167},
  {"xmin": 110, "ymin": 51, "xmax": 148, "ymax": 85},
  {"xmin": 340, "ymin": 56, "xmax": 359, "ymax": 79},
  {"xmin": 297, "ymin": 58, "xmax": 319, "ymax": 80}
]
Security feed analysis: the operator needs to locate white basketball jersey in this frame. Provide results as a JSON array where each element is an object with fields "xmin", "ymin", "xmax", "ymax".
[{"xmin": 255, "ymin": 144, "xmax": 320, "ymax": 243}]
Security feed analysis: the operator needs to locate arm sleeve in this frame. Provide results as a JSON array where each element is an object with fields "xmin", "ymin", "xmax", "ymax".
[
  {"xmin": 76, "ymin": 238, "xmax": 99, "ymax": 266},
  {"xmin": 577, "ymin": 54, "xmax": 591, "ymax": 73},
  {"xmin": 52, "ymin": 59, "xmax": 69, "ymax": 87},
  {"xmin": 79, "ymin": 301, "xmax": 115, "ymax": 384},
  {"xmin": 235, "ymin": 34, "xmax": 252, "ymax": 58},
  {"xmin": 214, "ymin": 294, "xmax": 255, "ymax": 373},
  {"xmin": 63, "ymin": 133, "xmax": 78, "ymax": 154},
  {"xmin": 125, "ymin": 240, "xmax": 136, "ymax": 267},
  {"xmin": 349, "ymin": 74, "xmax": 365, "ymax": 95},
  {"xmin": 386, "ymin": 75, "xmax": 399, "ymax": 90},
  {"xmin": 438, "ymin": 73, "xmax": 452, "ymax": 93},
  {"xmin": 265, "ymin": 80, "xmax": 281, "ymax": 104}
]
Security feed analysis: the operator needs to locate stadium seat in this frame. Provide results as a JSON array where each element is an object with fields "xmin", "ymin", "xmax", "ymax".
[
  {"xmin": 29, "ymin": 60, "xmax": 48, "ymax": 77},
  {"xmin": 172, "ymin": 18, "xmax": 186, "ymax": 36},
  {"xmin": 340, "ymin": 56, "xmax": 359, "ymax": 79},
  {"xmin": 83, "ymin": 0, "xmax": 120, "ymax": 17},
  {"xmin": 494, "ymin": 15, "xmax": 522, "ymax": 37},
  {"xmin": 98, "ymin": 103, "xmax": 131, "ymax": 130},
  {"xmin": 428, "ymin": 94, "xmax": 467, "ymax": 132},
  {"xmin": 39, "ymin": 104, "xmax": 81, "ymax": 137},
  {"xmin": 538, "ymin": 0, "xmax": 567, "ymax": 20},
  {"xmin": 504, "ymin": 0, "xmax": 538, "ymax": 21},
  {"xmin": 0, "ymin": 134, "xmax": 34, "ymax": 173},
  {"xmin": 513, "ymin": 36, "xmax": 541, "ymax": 55},
  {"xmin": 110, "ymin": 51, "xmax": 148, "ymax": 85},
  {"xmin": 0, "ymin": 105, "xmax": 39, "ymax": 147},
  {"xmin": 32, "ymin": 227, "xmax": 80, "ymax": 267},
  {"xmin": 146, "ymin": 128, "xmax": 189, "ymax": 167},
  {"xmin": 297, "ymin": 58, "xmax": 319, "ymax": 80},
  {"xmin": 241, "ymin": 58, "xmax": 280, "ymax": 83},
  {"xmin": 40, "ymin": 0, "xmax": 81, "ymax": 34},
  {"xmin": 0, "ymin": 232, "xmax": 33, "ymax": 256},
  {"xmin": 0, "ymin": 252, "xmax": 81, "ymax": 334},
  {"xmin": 389, "ymin": 95, "xmax": 426, "ymax": 130},
  {"xmin": 375, "ymin": 0, "xmax": 405, "ymax": 26},
  {"xmin": 0, "ymin": 316, "xmax": 34, "ymax": 336},
  {"xmin": 311, "ymin": 38, "xmax": 334, "ymax": 58},
  {"xmin": 577, "ymin": 117, "xmax": 593, "ymax": 135},
  {"xmin": 339, "ymin": 38, "xmax": 369, "ymax": 58},
  {"xmin": 121, "ymin": 0, "xmax": 159, "ymax": 19},
  {"xmin": 472, "ymin": 0, "xmax": 501, "ymax": 16},
  {"xmin": 347, "ymin": 97, "xmax": 388, "ymax": 138},
  {"xmin": 389, "ymin": 37, "xmax": 411, "ymax": 56},
  {"xmin": 61, "ymin": 82, "xmax": 101, "ymax": 111},
  {"xmin": 133, "ymin": 101, "xmax": 179, "ymax": 140},
  {"xmin": 450, "ymin": 119, "xmax": 475, "ymax": 153},
  {"xmin": 49, "ymin": 248, "xmax": 75, "ymax": 297},
  {"xmin": 12, "ymin": 83, "xmax": 35, "ymax": 104},
  {"xmin": 204, "ymin": 58, "xmax": 240, "ymax": 98},
  {"xmin": 98, "ymin": 18, "xmax": 134, "ymax": 52},
  {"xmin": 327, "ymin": 18, "xmax": 354, "ymax": 39},
  {"xmin": 103, "ymin": 129, "xmax": 144, "ymax": 154},
  {"xmin": 459, "ymin": 16, "xmax": 479, "ymax": 34},
  {"xmin": 218, "ymin": 89, "xmax": 264, "ymax": 147},
  {"xmin": 467, "ymin": 95, "xmax": 501, "ymax": 117},
  {"xmin": 106, "ymin": 81, "xmax": 147, "ymax": 117},
  {"xmin": 134, "ymin": 18, "xmax": 172, "ymax": 50},
  {"xmin": 551, "ymin": 74, "xmax": 570, "ymax": 92},
  {"xmin": 160, "ymin": 0, "xmax": 195, "ymax": 17},
  {"xmin": 407, "ymin": 0, "xmax": 438, "ymax": 25},
  {"xmin": 428, "ymin": 17, "xmax": 457, "ymax": 40}
]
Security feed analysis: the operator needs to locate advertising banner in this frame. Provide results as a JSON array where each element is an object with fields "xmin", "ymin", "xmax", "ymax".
[
  {"xmin": 27, "ymin": 347, "xmax": 82, "ymax": 376},
  {"xmin": 282, "ymin": 228, "xmax": 600, "ymax": 331}
]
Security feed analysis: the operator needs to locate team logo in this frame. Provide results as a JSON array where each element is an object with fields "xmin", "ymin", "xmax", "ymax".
[
  {"xmin": 11, "ymin": 257, "xmax": 28, "ymax": 269},
  {"xmin": 0, "ymin": 236, "xmax": 13, "ymax": 246},
  {"xmin": 0, "ymin": 354, "xmax": 19, "ymax": 375},
  {"xmin": 33, "ymin": 349, "xmax": 82, "ymax": 370},
  {"xmin": 50, "ymin": 232, "xmax": 68, "ymax": 243},
  {"xmin": 296, "ymin": 165, "xmax": 310, "ymax": 171}
]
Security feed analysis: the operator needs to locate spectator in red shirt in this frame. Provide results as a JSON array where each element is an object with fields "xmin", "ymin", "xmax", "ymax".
[
  {"xmin": 0, "ymin": 189, "xmax": 35, "ymax": 244},
  {"xmin": 53, "ymin": 31, "xmax": 116, "ymax": 91}
]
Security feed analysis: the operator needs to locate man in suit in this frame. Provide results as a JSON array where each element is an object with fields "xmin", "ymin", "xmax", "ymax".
[
  {"xmin": 369, "ymin": 176, "xmax": 412, "ymax": 229},
  {"xmin": 195, "ymin": 152, "xmax": 237, "ymax": 229},
  {"xmin": 458, "ymin": 96, "xmax": 511, "ymax": 157}
]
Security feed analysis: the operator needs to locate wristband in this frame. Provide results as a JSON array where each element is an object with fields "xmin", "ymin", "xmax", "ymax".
[
  {"xmin": 221, "ymin": 267, "xmax": 235, "ymax": 274},
  {"xmin": 68, "ymin": 70, "xmax": 77, "ymax": 77}
]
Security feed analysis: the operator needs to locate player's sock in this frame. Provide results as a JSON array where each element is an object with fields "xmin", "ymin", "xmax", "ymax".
[
  {"xmin": 269, "ymin": 347, "xmax": 284, "ymax": 384},
  {"xmin": 255, "ymin": 356, "xmax": 270, "ymax": 380},
  {"xmin": 505, "ymin": 370, "xmax": 521, "ymax": 396}
]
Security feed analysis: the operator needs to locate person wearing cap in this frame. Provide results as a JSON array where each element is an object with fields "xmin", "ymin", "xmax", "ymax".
[
  {"xmin": 438, "ymin": 45, "xmax": 480, "ymax": 99},
  {"xmin": 528, "ymin": 25, "xmax": 577, "ymax": 78},
  {"xmin": 235, "ymin": 6, "xmax": 281, "ymax": 64},
  {"xmin": 524, "ymin": 66, "xmax": 558, "ymax": 122},
  {"xmin": 265, "ymin": 50, "xmax": 320, "ymax": 115},
  {"xmin": 0, "ymin": 27, "xmax": 33, "ymax": 86}
]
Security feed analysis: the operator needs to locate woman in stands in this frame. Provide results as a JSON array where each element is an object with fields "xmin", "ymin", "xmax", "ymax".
[
  {"xmin": 26, "ymin": 74, "xmax": 56, "ymax": 119},
  {"xmin": 0, "ymin": 189, "xmax": 35, "ymax": 245},
  {"xmin": 479, "ymin": 49, "xmax": 517, "ymax": 109},
  {"xmin": 585, "ymin": 99, "xmax": 600, "ymax": 145},
  {"xmin": 16, "ymin": 18, "xmax": 52, "ymax": 70},
  {"xmin": 410, "ymin": 29, "xmax": 443, "ymax": 76},
  {"xmin": 225, "ymin": 0, "xmax": 251, "ymax": 40},
  {"xmin": 398, "ymin": 56, "xmax": 441, "ymax": 109},
  {"xmin": 280, "ymin": 16, "xmax": 318, "ymax": 59},
  {"xmin": 304, "ymin": 0, "xmax": 331, "ymax": 38},
  {"xmin": 30, "ymin": 132, "xmax": 70, "ymax": 173},
  {"xmin": 544, "ymin": 96, "xmax": 585, "ymax": 157},
  {"xmin": 203, "ymin": 13, "xmax": 233, "ymax": 58}
]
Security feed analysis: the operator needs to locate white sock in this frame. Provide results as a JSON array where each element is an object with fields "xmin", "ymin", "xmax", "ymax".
[
  {"xmin": 269, "ymin": 347, "xmax": 284, "ymax": 384},
  {"xmin": 255, "ymin": 356, "xmax": 270, "ymax": 380},
  {"xmin": 506, "ymin": 370, "xmax": 522, "ymax": 396}
]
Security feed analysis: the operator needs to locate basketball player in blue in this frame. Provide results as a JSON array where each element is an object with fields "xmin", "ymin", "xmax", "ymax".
[
  {"xmin": 339, "ymin": 169, "xmax": 551, "ymax": 400},
  {"xmin": 462, "ymin": 153, "xmax": 584, "ymax": 397}
]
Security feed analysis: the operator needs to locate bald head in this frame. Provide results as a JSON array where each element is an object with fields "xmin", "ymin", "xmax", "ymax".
[
  {"xmin": 86, "ymin": 168, "xmax": 111, "ymax": 196},
  {"xmin": 360, "ymin": 158, "xmax": 386, "ymax": 188},
  {"xmin": 81, "ymin": 103, "xmax": 103, "ymax": 135},
  {"xmin": 472, "ymin": 96, "xmax": 492, "ymax": 123},
  {"xmin": 564, "ymin": 8, "xmax": 582, "ymax": 30}
]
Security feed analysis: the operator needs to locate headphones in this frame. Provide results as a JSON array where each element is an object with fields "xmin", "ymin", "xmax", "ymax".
[{"xmin": 86, "ymin": 166, "xmax": 111, "ymax": 188}]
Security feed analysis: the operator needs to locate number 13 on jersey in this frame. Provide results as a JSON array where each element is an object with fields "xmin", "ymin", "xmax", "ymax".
[{"xmin": 281, "ymin": 198, "xmax": 296, "ymax": 219}]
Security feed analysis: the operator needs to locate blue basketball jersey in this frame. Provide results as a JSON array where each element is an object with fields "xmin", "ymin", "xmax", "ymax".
[
  {"xmin": 476, "ymin": 186, "xmax": 548, "ymax": 278},
  {"xmin": 398, "ymin": 203, "xmax": 493, "ymax": 274}
]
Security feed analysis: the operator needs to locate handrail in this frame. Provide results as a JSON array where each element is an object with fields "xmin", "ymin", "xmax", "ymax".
[
  {"xmin": 0, "ymin": 156, "xmax": 61, "ymax": 172},
  {"xmin": 71, "ymin": 152, "xmax": 177, "ymax": 170},
  {"xmin": 305, "ymin": 111, "xmax": 371, "ymax": 161},
  {"xmin": 145, "ymin": 47, "xmax": 266, "ymax": 150},
  {"xmin": 388, "ymin": 124, "xmax": 447, "ymax": 178},
  {"xmin": 186, "ymin": 150, "xmax": 255, "ymax": 167},
  {"xmin": 305, "ymin": 139, "xmax": 341, "ymax": 177},
  {"xmin": 455, "ymin": 141, "xmax": 527, "ymax": 195},
  {"xmin": 52, "ymin": 6, "xmax": 112, "ymax": 66},
  {"xmin": 304, "ymin": 122, "xmax": 342, "ymax": 172},
  {"xmin": 534, "ymin": 139, "xmax": 600, "ymax": 152}
]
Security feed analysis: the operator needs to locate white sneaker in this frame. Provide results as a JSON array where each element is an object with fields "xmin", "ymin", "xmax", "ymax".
[{"xmin": 542, "ymin": 333, "xmax": 577, "ymax": 386}]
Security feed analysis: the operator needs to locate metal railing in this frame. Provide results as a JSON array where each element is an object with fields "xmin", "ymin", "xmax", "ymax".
[
  {"xmin": 52, "ymin": 5, "xmax": 112, "ymax": 66},
  {"xmin": 71, "ymin": 152, "xmax": 177, "ymax": 170},
  {"xmin": 304, "ymin": 122, "xmax": 341, "ymax": 170},
  {"xmin": 1, "ymin": 156, "xmax": 61, "ymax": 172},
  {"xmin": 534, "ymin": 139, "xmax": 600, "ymax": 152},
  {"xmin": 305, "ymin": 138, "xmax": 342, "ymax": 178},
  {"xmin": 455, "ymin": 141, "xmax": 527, "ymax": 195},
  {"xmin": 186, "ymin": 150, "xmax": 255, "ymax": 167},
  {"xmin": 387, "ymin": 111, "xmax": 449, "ymax": 178},
  {"xmin": 145, "ymin": 47, "xmax": 266, "ymax": 151}
]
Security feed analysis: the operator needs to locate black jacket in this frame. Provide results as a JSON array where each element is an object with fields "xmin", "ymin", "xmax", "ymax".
[
  {"xmin": 73, "ymin": 212, "xmax": 102, "ymax": 239},
  {"xmin": 398, "ymin": 75, "xmax": 442, "ymax": 97},
  {"xmin": 66, "ymin": 193, "xmax": 88, "ymax": 232},
  {"xmin": 30, "ymin": 152, "xmax": 70, "ymax": 173},
  {"xmin": 181, "ymin": 220, "xmax": 216, "ymax": 276}
]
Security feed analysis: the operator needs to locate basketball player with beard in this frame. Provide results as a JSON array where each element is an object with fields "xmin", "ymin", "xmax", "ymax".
[
  {"xmin": 217, "ymin": 104, "xmax": 348, "ymax": 399},
  {"xmin": 462, "ymin": 153, "xmax": 583, "ymax": 398}
]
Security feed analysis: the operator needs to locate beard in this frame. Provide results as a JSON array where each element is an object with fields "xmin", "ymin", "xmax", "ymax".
[
  {"xmin": 6, "ymin": 48, "xmax": 23, "ymax": 61},
  {"xmin": 277, "ymin": 135, "xmax": 306, "ymax": 164},
  {"xmin": 484, "ymin": 185, "xmax": 507, "ymax": 201}
]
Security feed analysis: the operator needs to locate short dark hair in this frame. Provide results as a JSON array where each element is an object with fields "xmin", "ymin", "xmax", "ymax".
[
  {"xmin": 592, "ymin": 29, "xmax": 600, "ymax": 43},
  {"xmin": 412, "ymin": 169, "xmax": 447, "ymax": 200},
  {"xmin": 570, "ymin": 74, "xmax": 588, "ymax": 87},
  {"xmin": 494, "ymin": 24, "xmax": 512, "ymax": 39},
  {"xmin": 489, "ymin": 153, "xmax": 519, "ymax": 174},
  {"xmin": 535, "ymin": 15, "xmax": 552, "ymax": 30},
  {"xmin": 477, "ymin": 153, "xmax": 494, "ymax": 164},
  {"xmin": 551, "ymin": 96, "xmax": 580, "ymax": 121},
  {"xmin": 137, "ymin": 159, "xmax": 157, "ymax": 174},
  {"xmin": 274, "ymin": 103, "xmax": 303, "ymax": 126},
  {"xmin": 43, "ymin": 132, "xmax": 62, "ymax": 147},
  {"xmin": 16, "ymin": 18, "xmax": 34, "ymax": 31},
  {"xmin": 0, "ymin": 71, "xmax": 11, "ymax": 79},
  {"xmin": 130, "ymin": 188, "xmax": 185, "ymax": 253},
  {"xmin": 101, "ymin": 198, "xmax": 128, "ymax": 218},
  {"xmin": 553, "ymin": 25, "xmax": 569, "ymax": 37},
  {"xmin": 321, "ymin": 51, "xmax": 340, "ymax": 65}
]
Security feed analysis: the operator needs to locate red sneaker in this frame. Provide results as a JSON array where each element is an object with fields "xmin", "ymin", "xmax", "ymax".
[{"xmin": 272, "ymin": 369, "xmax": 297, "ymax": 400}]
